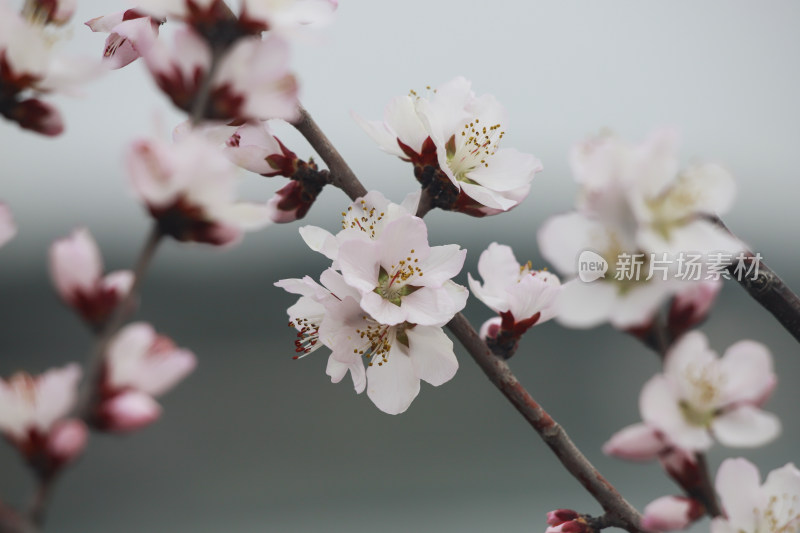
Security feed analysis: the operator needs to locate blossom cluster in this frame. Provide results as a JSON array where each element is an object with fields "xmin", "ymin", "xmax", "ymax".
[
  {"xmin": 278, "ymin": 192, "xmax": 468, "ymax": 414},
  {"xmin": 538, "ymin": 129, "xmax": 742, "ymax": 329}
]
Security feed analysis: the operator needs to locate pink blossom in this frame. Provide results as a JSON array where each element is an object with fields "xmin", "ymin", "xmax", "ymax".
[
  {"xmin": 469, "ymin": 243, "xmax": 561, "ymax": 345},
  {"xmin": 49, "ymin": 228, "xmax": 134, "ymax": 328},
  {"xmin": 93, "ymin": 323, "xmax": 196, "ymax": 432},
  {"xmin": 354, "ymin": 77, "xmax": 541, "ymax": 216},
  {"xmin": 298, "ymin": 191, "xmax": 420, "ymax": 267},
  {"xmin": 142, "ymin": 26, "xmax": 298, "ymax": 122},
  {"xmin": 0, "ymin": 4, "xmax": 104, "ymax": 135},
  {"xmin": 337, "ymin": 214, "xmax": 468, "ymax": 328},
  {"xmin": 86, "ymin": 9, "xmax": 161, "ymax": 69},
  {"xmin": 711, "ymin": 458, "xmax": 800, "ymax": 533},
  {"xmin": 0, "ymin": 365, "xmax": 87, "ymax": 472},
  {"xmin": 641, "ymin": 496, "xmax": 704, "ymax": 531},
  {"xmin": 638, "ymin": 331, "xmax": 779, "ymax": 451},
  {"xmin": 127, "ymin": 130, "xmax": 272, "ymax": 245},
  {"xmin": 278, "ymin": 267, "xmax": 462, "ymax": 415}
]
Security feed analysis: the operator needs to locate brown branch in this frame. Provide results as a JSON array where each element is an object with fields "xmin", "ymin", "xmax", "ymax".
[
  {"xmin": 294, "ymin": 105, "xmax": 645, "ymax": 532},
  {"xmin": 446, "ymin": 313, "xmax": 645, "ymax": 532},
  {"xmin": 291, "ymin": 105, "xmax": 368, "ymax": 201},
  {"xmin": 711, "ymin": 217, "xmax": 800, "ymax": 344}
]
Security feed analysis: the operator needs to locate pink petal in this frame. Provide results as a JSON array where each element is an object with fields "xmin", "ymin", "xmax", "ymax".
[
  {"xmin": 641, "ymin": 496, "xmax": 703, "ymax": 532},
  {"xmin": 602, "ymin": 423, "xmax": 665, "ymax": 461},
  {"xmin": 718, "ymin": 339, "xmax": 776, "ymax": 407},
  {"xmin": 101, "ymin": 390, "xmax": 162, "ymax": 432},
  {"xmin": 0, "ymin": 203, "xmax": 16, "ymax": 248},
  {"xmin": 49, "ymin": 228, "xmax": 103, "ymax": 302}
]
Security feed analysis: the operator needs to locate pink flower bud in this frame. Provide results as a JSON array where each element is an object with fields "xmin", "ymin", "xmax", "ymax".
[
  {"xmin": 641, "ymin": 496, "xmax": 704, "ymax": 532},
  {"xmin": 603, "ymin": 423, "xmax": 667, "ymax": 461},
  {"xmin": 479, "ymin": 317, "xmax": 502, "ymax": 341},
  {"xmin": 9, "ymin": 99, "xmax": 64, "ymax": 136},
  {"xmin": 667, "ymin": 280, "xmax": 721, "ymax": 339},
  {"xmin": 547, "ymin": 509, "xmax": 581, "ymax": 526},
  {"xmin": 97, "ymin": 391, "xmax": 162, "ymax": 432},
  {"xmin": 46, "ymin": 419, "xmax": 88, "ymax": 466}
]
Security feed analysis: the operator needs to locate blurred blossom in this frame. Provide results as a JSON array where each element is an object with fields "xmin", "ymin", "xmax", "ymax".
[
  {"xmin": 641, "ymin": 496, "xmax": 704, "ymax": 532},
  {"xmin": 85, "ymin": 9, "xmax": 161, "ymax": 69},
  {"xmin": 711, "ymin": 458, "xmax": 800, "ymax": 533},
  {"xmin": 127, "ymin": 130, "xmax": 272, "ymax": 245},
  {"xmin": 354, "ymin": 76, "xmax": 541, "ymax": 216},
  {"xmin": 0, "ymin": 203, "xmax": 16, "ymax": 248},
  {"xmin": 538, "ymin": 129, "xmax": 742, "ymax": 330},
  {"xmin": 137, "ymin": 0, "xmax": 336, "ymax": 38},
  {"xmin": 141, "ymin": 25, "xmax": 298, "ymax": 122},
  {"xmin": 614, "ymin": 331, "xmax": 779, "ymax": 452},
  {"xmin": 49, "ymin": 228, "xmax": 134, "ymax": 329},
  {"xmin": 93, "ymin": 323, "xmax": 196, "ymax": 432},
  {"xmin": 21, "ymin": 0, "xmax": 76, "ymax": 26},
  {"xmin": 469, "ymin": 242, "xmax": 561, "ymax": 357},
  {"xmin": 0, "ymin": 364, "xmax": 87, "ymax": 473},
  {"xmin": 0, "ymin": 3, "xmax": 103, "ymax": 135}
]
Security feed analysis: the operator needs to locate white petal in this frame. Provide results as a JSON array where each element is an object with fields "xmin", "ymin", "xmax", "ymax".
[
  {"xmin": 538, "ymin": 212, "xmax": 603, "ymax": 276},
  {"xmin": 405, "ymin": 326, "xmax": 458, "ymax": 386},
  {"xmin": 366, "ymin": 345, "xmax": 420, "ymax": 415},
  {"xmin": 714, "ymin": 458, "xmax": 764, "ymax": 532},
  {"xmin": 49, "ymin": 228, "xmax": 103, "ymax": 300},
  {"xmin": 465, "ymin": 148, "xmax": 541, "ymax": 192},
  {"xmin": 718, "ymin": 339, "xmax": 776, "ymax": 407},
  {"xmin": 401, "ymin": 282, "xmax": 468, "ymax": 327},
  {"xmin": 554, "ymin": 280, "xmax": 617, "ymax": 329},
  {"xmin": 712, "ymin": 406, "xmax": 781, "ymax": 448}
]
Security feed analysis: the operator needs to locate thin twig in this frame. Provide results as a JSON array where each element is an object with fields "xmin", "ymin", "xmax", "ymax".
[
  {"xmin": 190, "ymin": 45, "xmax": 226, "ymax": 126},
  {"xmin": 291, "ymin": 105, "xmax": 367, "ymax": 201},
  {"xmin": 26, "ymin": 477, "xmax": 54, "ymax": 528},
  {"xmin": 711, "ymin": 216, "xmax": 800, "ymax": 344},
  {"xmin": 691, "ymin": 453, "xmax": 722, "ymax": 518},
  {"xmin": 447, "ymin": 313, "xmax": 645, "ymax": 533}
]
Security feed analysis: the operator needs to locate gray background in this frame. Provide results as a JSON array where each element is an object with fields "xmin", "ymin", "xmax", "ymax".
[{"xmin": 1, "ymin": 0, "xmax": 799, "ymax": 531}]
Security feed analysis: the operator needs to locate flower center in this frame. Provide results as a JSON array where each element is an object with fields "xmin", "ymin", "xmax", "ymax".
[
  {"xmin": 374, "ymin": 250, "xmax": 423, "ymax": 306},
  {"xmin": 446, "ymin": 118, "xmax": 504, "ymax": 180},
  {"xmin": 758, "ymin": 492, "xmax": 800, "ymax": 533},
  {"xmin": 678, "ymin": 362, "xmax": 726, "ymax": 427},
  {"xmin": 341, "ymin": 198, "xmax": 385, "ymax": 239},
  {"xmin": 354, "ymin": 320, "xmax": 393, "ymax": 367}
]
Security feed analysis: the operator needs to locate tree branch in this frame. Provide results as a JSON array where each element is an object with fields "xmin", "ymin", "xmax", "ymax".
[
  {"xmin": 291, "ymin": 105, "xmax": 367, "ymax": 201},
  {"xmin": 446, "ymin": 313, "xmax": 645, "ymax": 532},
  {"xmin": 712, "ymin": 216, "xmax": 800, "ymax": 343}
]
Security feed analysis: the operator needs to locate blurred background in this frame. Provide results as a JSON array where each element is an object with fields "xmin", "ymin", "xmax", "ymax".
[{"xmin": 1, "ymin": 0, "xmax": 799, "ymax": 531}]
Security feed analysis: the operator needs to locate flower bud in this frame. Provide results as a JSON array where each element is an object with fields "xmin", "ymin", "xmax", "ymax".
[
  {"xmin": 641, "ymin": 496, "xmax": 704, "ymax": 532},
  {"xmin": 96, "ymin": 391, "xmax": 162, "ymax": 432}
]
